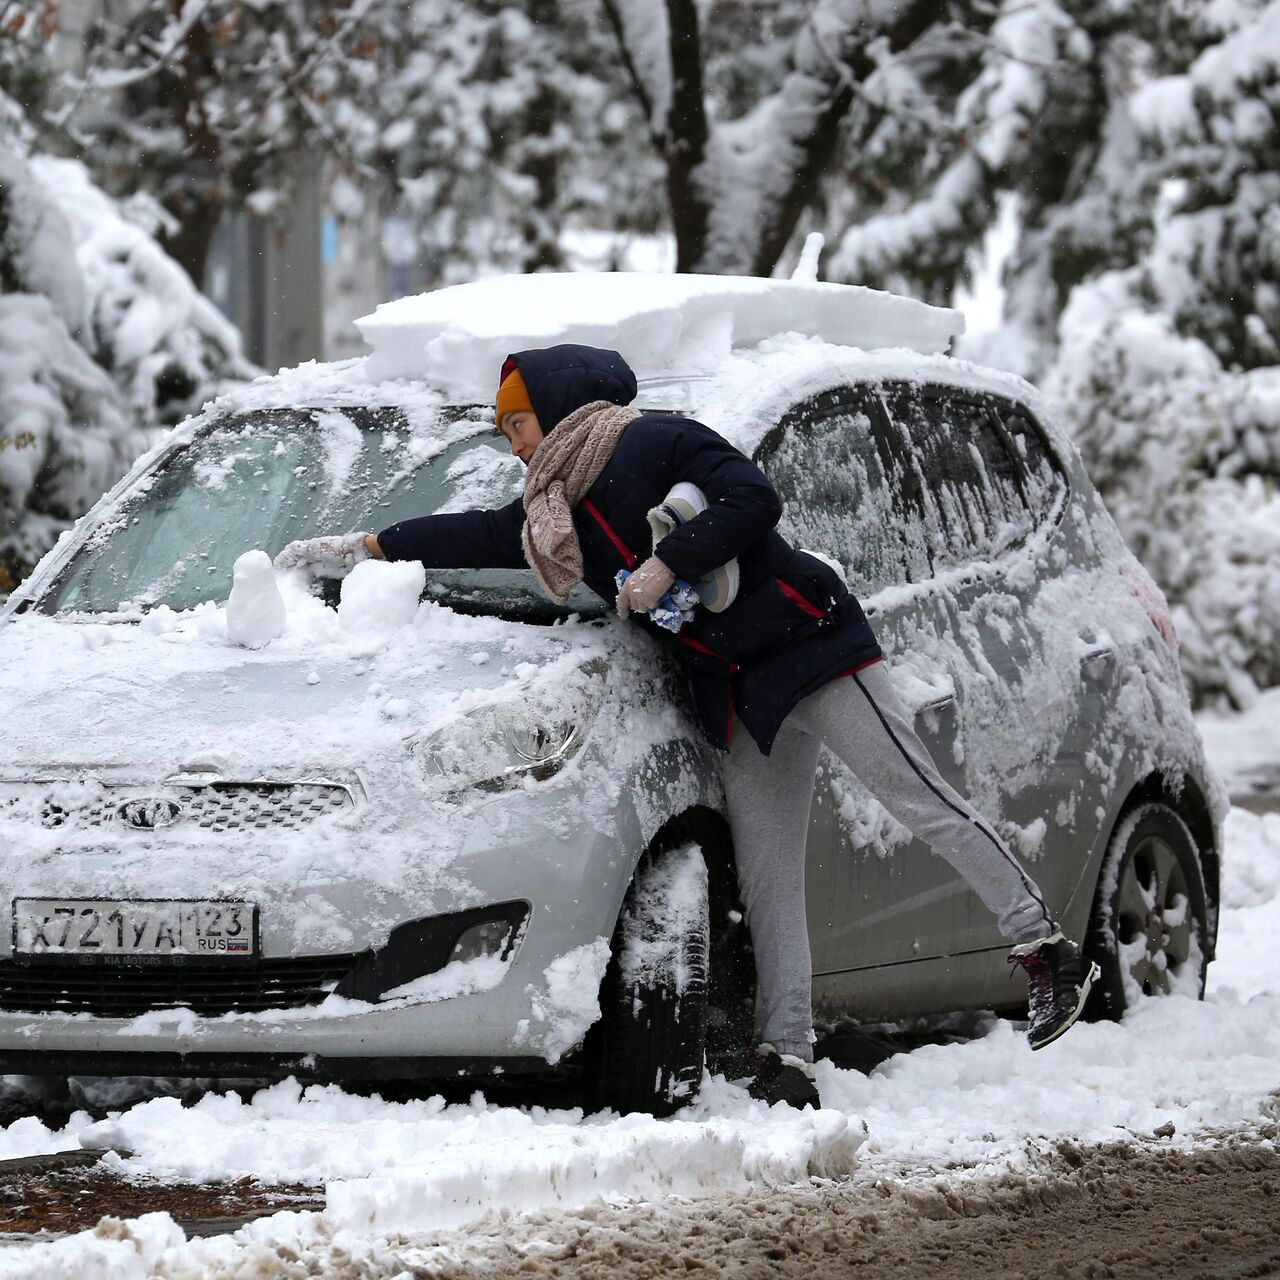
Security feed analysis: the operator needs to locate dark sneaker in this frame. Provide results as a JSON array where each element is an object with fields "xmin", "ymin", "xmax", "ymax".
[
  {"xmin": 1008, "ymin": 930, "xmax": 1101, "ymax": 1050},
  {"xmin": 747, "ymin": 1045, "xmax": 820, "ymax": 1109}
]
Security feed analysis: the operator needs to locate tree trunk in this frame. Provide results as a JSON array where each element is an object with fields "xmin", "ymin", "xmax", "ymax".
[
  {"xmin": 162, "ymin": 192, "xmax": 224, "ymax": 290},
  {"xmin": 599, "ymin": 0, "xmax": 710, "ymax": 271},
  {"xmin": 664, "ymin": 0, "xmax": 709, "ymax": 272},
  {"xmin": 518, "ymin": 0, "xmax": 564, "ymax": 273}
]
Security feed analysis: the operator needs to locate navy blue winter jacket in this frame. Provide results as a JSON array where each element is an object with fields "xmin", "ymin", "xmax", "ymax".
[{"xmin": 378, "ymin": 345, "xmax": 882, "ymax": 754}]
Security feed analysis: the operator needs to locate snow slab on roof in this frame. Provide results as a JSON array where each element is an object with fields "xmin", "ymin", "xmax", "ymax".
[{"xmin": 355, "ymin": 272, "xmax": 965, "ymax": 398}]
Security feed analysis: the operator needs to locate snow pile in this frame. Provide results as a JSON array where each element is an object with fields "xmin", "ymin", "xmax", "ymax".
[
  {"xmin": 355, "ymin": 272, "xmax": 964, "ymax": 396},
  {"xmin": 337, "ymin": 558, "xmax": 427, "ymax": 636},
  {"xmin": 2, "ymin": 1082, "xmax": 862, "ymax": 1234},
  {"xmin": 327, "ymin": 1103, "xmax": 857, "ymax": 1235},
  {"xmin": 0, "ymin": 1213, "xmax": 187, "ymax": 1280}
]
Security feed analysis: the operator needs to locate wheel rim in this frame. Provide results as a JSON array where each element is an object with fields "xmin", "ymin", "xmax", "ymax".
[{"xmin": 1115, "ymin": 833, "xmax": 1194, "ymax": 997}]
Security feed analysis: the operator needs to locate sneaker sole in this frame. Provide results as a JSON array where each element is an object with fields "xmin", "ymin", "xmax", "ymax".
[{"xmin": 1030, "ymin": 961, "xmax": 1101, "ymax": 1051}]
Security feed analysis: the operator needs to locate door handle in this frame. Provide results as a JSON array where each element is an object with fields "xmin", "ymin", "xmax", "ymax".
[
  {"xmin": 1079, "ymin": 646, "xmax": 1116, "ymax": 669},
  {"xmin": 915, "ymin": 693, "xmax": 957, "ymax": 715}
]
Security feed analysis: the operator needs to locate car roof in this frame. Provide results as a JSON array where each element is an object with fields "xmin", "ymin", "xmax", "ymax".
[
  {"xmin": 161, "ymin": 274, "xmax": 1067, "ymax": 465},
  {"xmin": 354, "ymin": 271, "xmax": 965, "ymax": 395}
]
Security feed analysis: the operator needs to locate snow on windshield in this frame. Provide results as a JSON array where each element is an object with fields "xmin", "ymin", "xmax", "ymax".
[
  {"xmin": 314, "ymin": 408, "xmax": 364, "ymax": 495},
  {"xmin": 435, "ymin": 442, "xmax": 523, "ymax": 514},
  {"xmin": 33, "ymin": 405, "xmax": 555, "ymax": 621}
]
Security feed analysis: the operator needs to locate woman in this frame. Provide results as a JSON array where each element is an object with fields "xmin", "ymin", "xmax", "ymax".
[{"xmin": 276, "ymin": 343, "xmax": 1095, "ymax": 1108}]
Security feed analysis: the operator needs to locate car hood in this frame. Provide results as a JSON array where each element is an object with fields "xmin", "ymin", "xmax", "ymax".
[{"xmin": 0, "ymin": 601, "xmax": 613, "ymax": 778}]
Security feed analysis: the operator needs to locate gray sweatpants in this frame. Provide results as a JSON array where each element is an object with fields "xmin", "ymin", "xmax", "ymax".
[{"xmin": 721, "ymin": 659, "xmax": 1055, "ymax": 1061}]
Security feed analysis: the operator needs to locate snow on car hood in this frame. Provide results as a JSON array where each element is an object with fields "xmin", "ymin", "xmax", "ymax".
[
  {"xmin": 0, "ymin": 563, "xmax": 609, "ymax": 776},
  {"xmin": 0, "ymin": 563, "xmax": 619, "ymax": 950}
]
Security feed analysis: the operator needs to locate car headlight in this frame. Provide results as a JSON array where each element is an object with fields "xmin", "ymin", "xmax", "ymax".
[{"xmin": 412, "ymin": 660, "xmax": 603, "ymax": 794}]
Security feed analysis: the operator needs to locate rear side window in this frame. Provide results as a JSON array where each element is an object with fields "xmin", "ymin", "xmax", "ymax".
[
  {"xmin": 878, "ymin": 386, "xmax": 1065, "ymax": 575},
  {"xmin": 757, "ymin": 384, "xmax": 1067, "ymax": 595}
]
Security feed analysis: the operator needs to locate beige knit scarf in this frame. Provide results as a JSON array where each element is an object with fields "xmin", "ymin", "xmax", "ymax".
[{"xmin": 521, "ymin": 400, "xmax": 641, "ymax": 602}]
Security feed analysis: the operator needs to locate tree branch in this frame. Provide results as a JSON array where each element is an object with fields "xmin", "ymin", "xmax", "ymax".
[
  {"xmin": 747, "ymin": 0, "xmax": 954, "ymax": 278},
  {"xmin": 597, "ymin": 0, "xmax": 662, "ymax": 149}
]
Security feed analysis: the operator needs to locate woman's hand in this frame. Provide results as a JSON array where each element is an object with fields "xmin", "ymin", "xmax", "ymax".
[
  {"xmin": 616, "ymin": 556, "xmax": 676, "ymax": 619},
  {"xmin": 273, "ymin": 532, "xmax": 375, "ymax": 578}
]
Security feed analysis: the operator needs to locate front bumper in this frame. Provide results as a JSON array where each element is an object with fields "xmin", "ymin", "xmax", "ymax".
[
  {"xmin": 0, "ymin": 796, "xmax": 635, "ymax": 1069},
  {"xmin": 0, "ymin": 901, "xmax": 600, "ymax": 1066}
]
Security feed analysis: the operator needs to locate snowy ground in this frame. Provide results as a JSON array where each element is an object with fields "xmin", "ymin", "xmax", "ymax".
[{"xmin": 0, "ymin": 721, "xmax": 1277, "ymax": 1277}]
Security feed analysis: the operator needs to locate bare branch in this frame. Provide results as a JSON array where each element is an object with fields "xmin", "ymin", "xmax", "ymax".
[
  {"xmin": 56, "ymin": 0, "xmax": 216, "ymax": 97},
  {"xmin": 804, "ymin": 15, "xmax": 963, "ymax": 139},
  {"xmin": 597, "ymin": 0, "xmax": 662, "ymax": 148}
]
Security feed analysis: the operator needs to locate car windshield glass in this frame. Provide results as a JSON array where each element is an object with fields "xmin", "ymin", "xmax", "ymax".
[{"xmin": 35, "ymin": 406, "xmax": 606, "ymax": 624}]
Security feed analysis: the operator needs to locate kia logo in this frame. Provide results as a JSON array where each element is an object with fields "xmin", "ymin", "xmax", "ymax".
[{"xmin": 116, "ymin": 798, "xmax": 183, "ymax": 830}]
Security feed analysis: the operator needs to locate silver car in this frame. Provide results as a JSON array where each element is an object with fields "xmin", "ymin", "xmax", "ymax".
[{"xmin": 0, "ymin": 337, "xmax": 1223, "ymax": 1114}]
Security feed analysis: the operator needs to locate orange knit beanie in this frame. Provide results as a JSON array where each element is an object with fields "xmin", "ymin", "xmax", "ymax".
[{"xmin": 496, "ymin": 363, "xmax": 534, "ymax": 429}]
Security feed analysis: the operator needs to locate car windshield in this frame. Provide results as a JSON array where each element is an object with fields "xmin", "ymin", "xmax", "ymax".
[{"xmin": 35, "ymin": 406, "xmax": 606, "ymax": 624}]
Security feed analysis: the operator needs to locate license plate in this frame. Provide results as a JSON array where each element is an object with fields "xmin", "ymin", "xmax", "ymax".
[{"xmin": 12, "ymin": 899, "xmax": 258, "ymax": 960}]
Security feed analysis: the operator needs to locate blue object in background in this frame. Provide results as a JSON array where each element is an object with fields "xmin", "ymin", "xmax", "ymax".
[{"xmin": 321, "ymin": 216, "xmax": 339, "ymax": 267}]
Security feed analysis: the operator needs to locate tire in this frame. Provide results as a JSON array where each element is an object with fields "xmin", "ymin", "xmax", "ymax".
[
  {"xmin": 1083, "ymin": 802, "xmax": 1210, "ymax": 1021},
  {"xmin": 587, "ymin": 811, "xmax": 755, "ymax": 1116}
]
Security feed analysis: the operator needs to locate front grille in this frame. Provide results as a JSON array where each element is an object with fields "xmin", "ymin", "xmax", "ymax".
[
  {"xmin": 0, "ymin": 955, "xmax": 357, "ymax": 1017},
  {"xmin": 0, "ymin": 781, "xmax": 353, "ymax": 833}
]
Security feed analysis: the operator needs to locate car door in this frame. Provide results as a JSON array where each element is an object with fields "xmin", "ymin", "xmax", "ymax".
[
  {"xmin": 755, "ymin": 380, "xmax": 1076, "ymax": 978},
  {"xmin": 873, "ymin": 385, "xmax": 1082, "ymax": 946}
]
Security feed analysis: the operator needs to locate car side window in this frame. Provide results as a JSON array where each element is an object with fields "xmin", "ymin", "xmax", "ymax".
[
  {"xmin": 999, "ymin": 406, "xmax": 1067, "ymax": 523},
  {"xmin": 755, "ymin": 388, "xmax": 912, "ymax": 595},
  {"xmin": 878, "ymin": 385, "xmax": 1042, "ymax": 572}
]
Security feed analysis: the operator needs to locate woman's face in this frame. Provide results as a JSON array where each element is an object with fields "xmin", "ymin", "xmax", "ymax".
[{"xmin": 498, "ymin": 411, "xmax": 545, "ymax": 466}]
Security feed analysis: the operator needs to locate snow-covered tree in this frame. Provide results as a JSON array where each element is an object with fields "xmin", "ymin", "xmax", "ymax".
[
  {"xmin": 1127, "ymin": 0, "xmax": 1280, "ymax": 372},
  {"xmin": 0, "ymin": 92, "xmax": 255, "ymax": 595},
  {"xmin": 1038, "ymin": 1, "xmax": 1280, "ymax": 708},
  {"xmin": 0, "ymin": 136, "xmax": 138, "ymax": 595},
  {"xmin": 1046, "ymin": 278, "xmax": 1280, "ymax": 707},
  {"xmin": 346, "ymin": 0, "xmax": 652, "ymax": 280},
  {"xmin": 28, "ymin": 154, "xmax": 254, "ymax": 427},
  {"xmin": 63, "ymin": 0, "xmax": 387, "ymax": 286},
  {"xmin": 599, "ymin": 0, "xmax": 973, "ymax": 275},
  {"xmin": 0, "ymin": 0, "xmax": 54, "ymax": 126}
]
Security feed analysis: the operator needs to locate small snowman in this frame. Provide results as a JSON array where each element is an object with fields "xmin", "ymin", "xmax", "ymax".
[{"xmin": 226, "ymin": 550, "xmax": 286, "ymax": 648}]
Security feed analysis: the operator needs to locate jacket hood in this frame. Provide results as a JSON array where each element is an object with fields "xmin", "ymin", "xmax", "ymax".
[{"xmin": 508, "ymin": 344, "xmax": 637, "ymax": 433}]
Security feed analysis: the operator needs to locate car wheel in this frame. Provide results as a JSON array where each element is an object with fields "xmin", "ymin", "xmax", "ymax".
[
  {"xmin": 587, "ymin": 811, "xmax": 754, "ymax": 1116},
  {"xmin": 1083, "ymin": 802, "xmax": 1209, "ymax": 1021}
]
